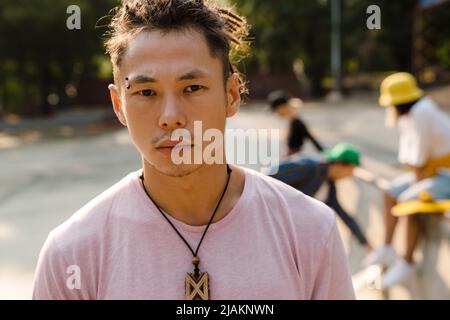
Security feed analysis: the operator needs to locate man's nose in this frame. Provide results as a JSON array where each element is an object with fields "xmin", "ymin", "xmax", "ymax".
[{"xmin": 158, "ymin": 95, "xmax": 186, "ymax": 130}]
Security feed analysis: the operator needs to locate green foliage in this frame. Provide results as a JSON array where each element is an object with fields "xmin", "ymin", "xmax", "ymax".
[
  {"xmin": 235, "ymin": 0, "xmax": 331, "ymax": 96},
  {"xmin": 0, "ymin": 0, "xmax": 117, "ymax": 115},
  {"xmin": 233, "ymin": 0, "xmax": 450, "ymax": 95},
  {"xmin": 1, "ymin": 0, "xmax": 449, "ymax": 114}
]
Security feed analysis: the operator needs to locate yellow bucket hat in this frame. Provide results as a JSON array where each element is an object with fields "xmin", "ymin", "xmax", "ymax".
[{"xmin": 379, "ymin": 72, "xmax": 423, "ymax": 107}]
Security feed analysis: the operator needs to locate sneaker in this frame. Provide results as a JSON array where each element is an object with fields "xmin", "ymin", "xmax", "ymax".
[
  {"xmin": 382, "ymin": 259, "xmax": 416, "ymax": 289},
  {"xmin": 362, "ymin": 245, "xmax": 397, "ymax": 268}
]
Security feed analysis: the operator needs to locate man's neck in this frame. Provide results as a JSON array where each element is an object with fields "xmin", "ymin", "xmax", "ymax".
[{"xmin": 141, "ymin": 161, "xmax": 244, "ymax": 226}]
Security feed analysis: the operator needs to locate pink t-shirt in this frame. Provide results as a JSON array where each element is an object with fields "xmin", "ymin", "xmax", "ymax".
[{"xmin": 32, "ymin": 167, "xmax": 355, "ymax": 300}]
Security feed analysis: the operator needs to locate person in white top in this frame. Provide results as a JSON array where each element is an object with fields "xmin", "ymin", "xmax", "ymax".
[{"xmin": 363, "ymin": 72, "xmax": 450, "ymax": 289}]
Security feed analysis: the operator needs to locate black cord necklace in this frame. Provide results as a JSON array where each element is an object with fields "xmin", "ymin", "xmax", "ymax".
[{"xmin": 139, "ymin": 164, "xmax": 233, "ymax": 300}]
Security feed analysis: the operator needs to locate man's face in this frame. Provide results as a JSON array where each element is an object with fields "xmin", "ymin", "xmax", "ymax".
[
  {"xmin": 109, "ymin": 29, "xmax": 240, "ymax": 177},
  {"xmin": 329, "ymin": 163, "xmax": 356, "ymax": 181},
  {"xmin": 274, "ymin": 104, "xmax": 291, "ymax": 118}
]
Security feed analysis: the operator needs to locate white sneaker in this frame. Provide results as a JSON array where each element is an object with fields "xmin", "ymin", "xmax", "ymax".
[
  {"xmin": 382, "ymin": 259, "xmax": 416, "ymax": 289},
  {"xmin": 362, "ymin": 245, "xmax": 397, "ymax": 268}
]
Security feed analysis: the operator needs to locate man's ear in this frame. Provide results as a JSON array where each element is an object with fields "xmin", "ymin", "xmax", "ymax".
[
  {"xmin": 225, "ymin": 73, "xmax": 241, "ymax": 118},
  {"xmin": 108, "ymin": 84, "xmax": 127, "ymax": 126}
]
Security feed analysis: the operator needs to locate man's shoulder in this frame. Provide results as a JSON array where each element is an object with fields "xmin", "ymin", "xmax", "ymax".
[
  {"xmin": 244, "ymin": 167, "xmax": 336, "ymax": 239},
  {"xmin": 412, "ymin": 97, "xmax": 440, "ymax": 118},
  {"xmin": 245, "ymin": 166, "xmax": 332, "ymax": 209},
  {"xmin": 47, "ymin": 170, "xmax": 140, "ymax": 250},
  {"xmin": 291, "ymin": 117, "xmax": 307, "ymax": 129}
]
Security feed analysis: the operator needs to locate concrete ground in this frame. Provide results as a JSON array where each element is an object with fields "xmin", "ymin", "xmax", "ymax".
[{"xmin": 0, "ymin": 98, "xmax": 449, "ymax": 299}]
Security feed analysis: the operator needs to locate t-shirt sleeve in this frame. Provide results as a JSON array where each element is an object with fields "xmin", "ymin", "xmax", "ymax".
[
  {"xmin": 311, "ymin": 221, "xmax": 355, "ymax": 300},
  {"xmin": 409, "ymin": 112, "xmax": 431, "ymax": 167},
  {"xmin": 398, "ymin": 105, "xmax": 432, "ymax": 167},
  {"xmin": 304, "ymin": 127, "xmax": 324, "ymax": 152},
  {"xmin": 288, "ymin": 118, "xmax": 307, "ymax": 152},
  {"xmin": 32, "ymin": 233, "xmax": 85, "ymax": 300}
]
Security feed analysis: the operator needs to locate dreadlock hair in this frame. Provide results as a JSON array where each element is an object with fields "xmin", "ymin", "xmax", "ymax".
[{"xmin": 104, "ymin": 0, "xmax": 250, "ymax": 95}]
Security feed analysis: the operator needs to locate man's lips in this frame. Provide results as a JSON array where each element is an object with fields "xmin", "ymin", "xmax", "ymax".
[
  {"xmin": 157, "ymin": 145, "xmax": 193, "ymax": 150},
  {"xmin": 155, "ymin": 140, "xmax": 194, "ymax": 153},
  {"xmin": 156, "ymin": 142, "xmax": 194, "ymax": 148},
  {"xmin": 156, "ymin": 140, "xmax": 179, "ymax": 148}
]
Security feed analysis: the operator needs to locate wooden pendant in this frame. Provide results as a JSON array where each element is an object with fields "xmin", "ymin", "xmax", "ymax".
[{"xmin": 185, "ymin": 271, "xmax": 209, "ymax": 300}]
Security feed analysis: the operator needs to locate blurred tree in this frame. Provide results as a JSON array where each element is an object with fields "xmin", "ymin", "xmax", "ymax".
[
  {"xmin": 420, "ymin": 1, "xmax": 450, "ymax": 77},
  {"xmin": 233, "ymin": 0, "xmax": 450, "ymax": 96},
  {"xmin": 1, "ymin": 0, "xmax": 449, "ymax": 114},
  {"xmin": 235, "ymin": 0, "xmax": 330, "ymax": 96},
  {"xmin": 0, "ymin": 0, "xmax": 116, "ymax": 116}
]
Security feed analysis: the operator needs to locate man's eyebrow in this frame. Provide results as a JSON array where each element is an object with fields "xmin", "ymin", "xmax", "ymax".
[
  {"xmin": 178, "ymin": 69, "xmax": 208, "ymax": 81},
  {"xmin": 124, "ymin": 70, "xmax": 208, "ymax": 88},
  {"xmin": 126, "ymin": 75, "xmax": 157, "ymax": 86}
]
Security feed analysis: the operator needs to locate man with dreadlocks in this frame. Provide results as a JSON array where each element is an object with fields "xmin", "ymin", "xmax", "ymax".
[{"xmin": 33, "ymin": 0, "xmax": 354, "ymax": 300}]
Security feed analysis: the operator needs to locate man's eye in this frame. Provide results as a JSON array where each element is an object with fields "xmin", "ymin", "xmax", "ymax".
[
  {"xmin": 185, "ymin": 85, "xmax": 204, "ymax": 93},
  {"xmin": 138, "ymin": 89, "xmax": 156, "ymax": 97}
]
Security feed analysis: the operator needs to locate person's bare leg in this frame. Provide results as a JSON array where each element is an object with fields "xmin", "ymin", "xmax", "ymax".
[
  {"xmin": 384, "ymin": 192, "xmax": 398, "ymax": 245},
  {"xmin": 404, "ymin": 215, "xmax": 422, "ymax": 264}
]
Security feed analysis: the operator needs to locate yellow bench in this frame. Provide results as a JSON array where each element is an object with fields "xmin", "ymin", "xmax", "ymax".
[{"xmin": 392, "ymin": 191, "xmax": 450, "ymax": 217}]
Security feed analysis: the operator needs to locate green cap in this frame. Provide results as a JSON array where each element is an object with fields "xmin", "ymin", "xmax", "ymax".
[{"xmin": 323, "ymin": 143, "xmax": 361, "ymax": 166}]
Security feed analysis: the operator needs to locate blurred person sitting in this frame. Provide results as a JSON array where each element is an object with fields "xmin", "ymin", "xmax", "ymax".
[
  {"xmin": 269, "ymin": 143, "xmax": 372, "ymax": 252},
  {"xmin": 363, "ymin": 72, "xmax": 450, "ymax": 289},
  {"xmin": 267, "ymin": 90, "xmax": 324, "ymax": 156}
]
